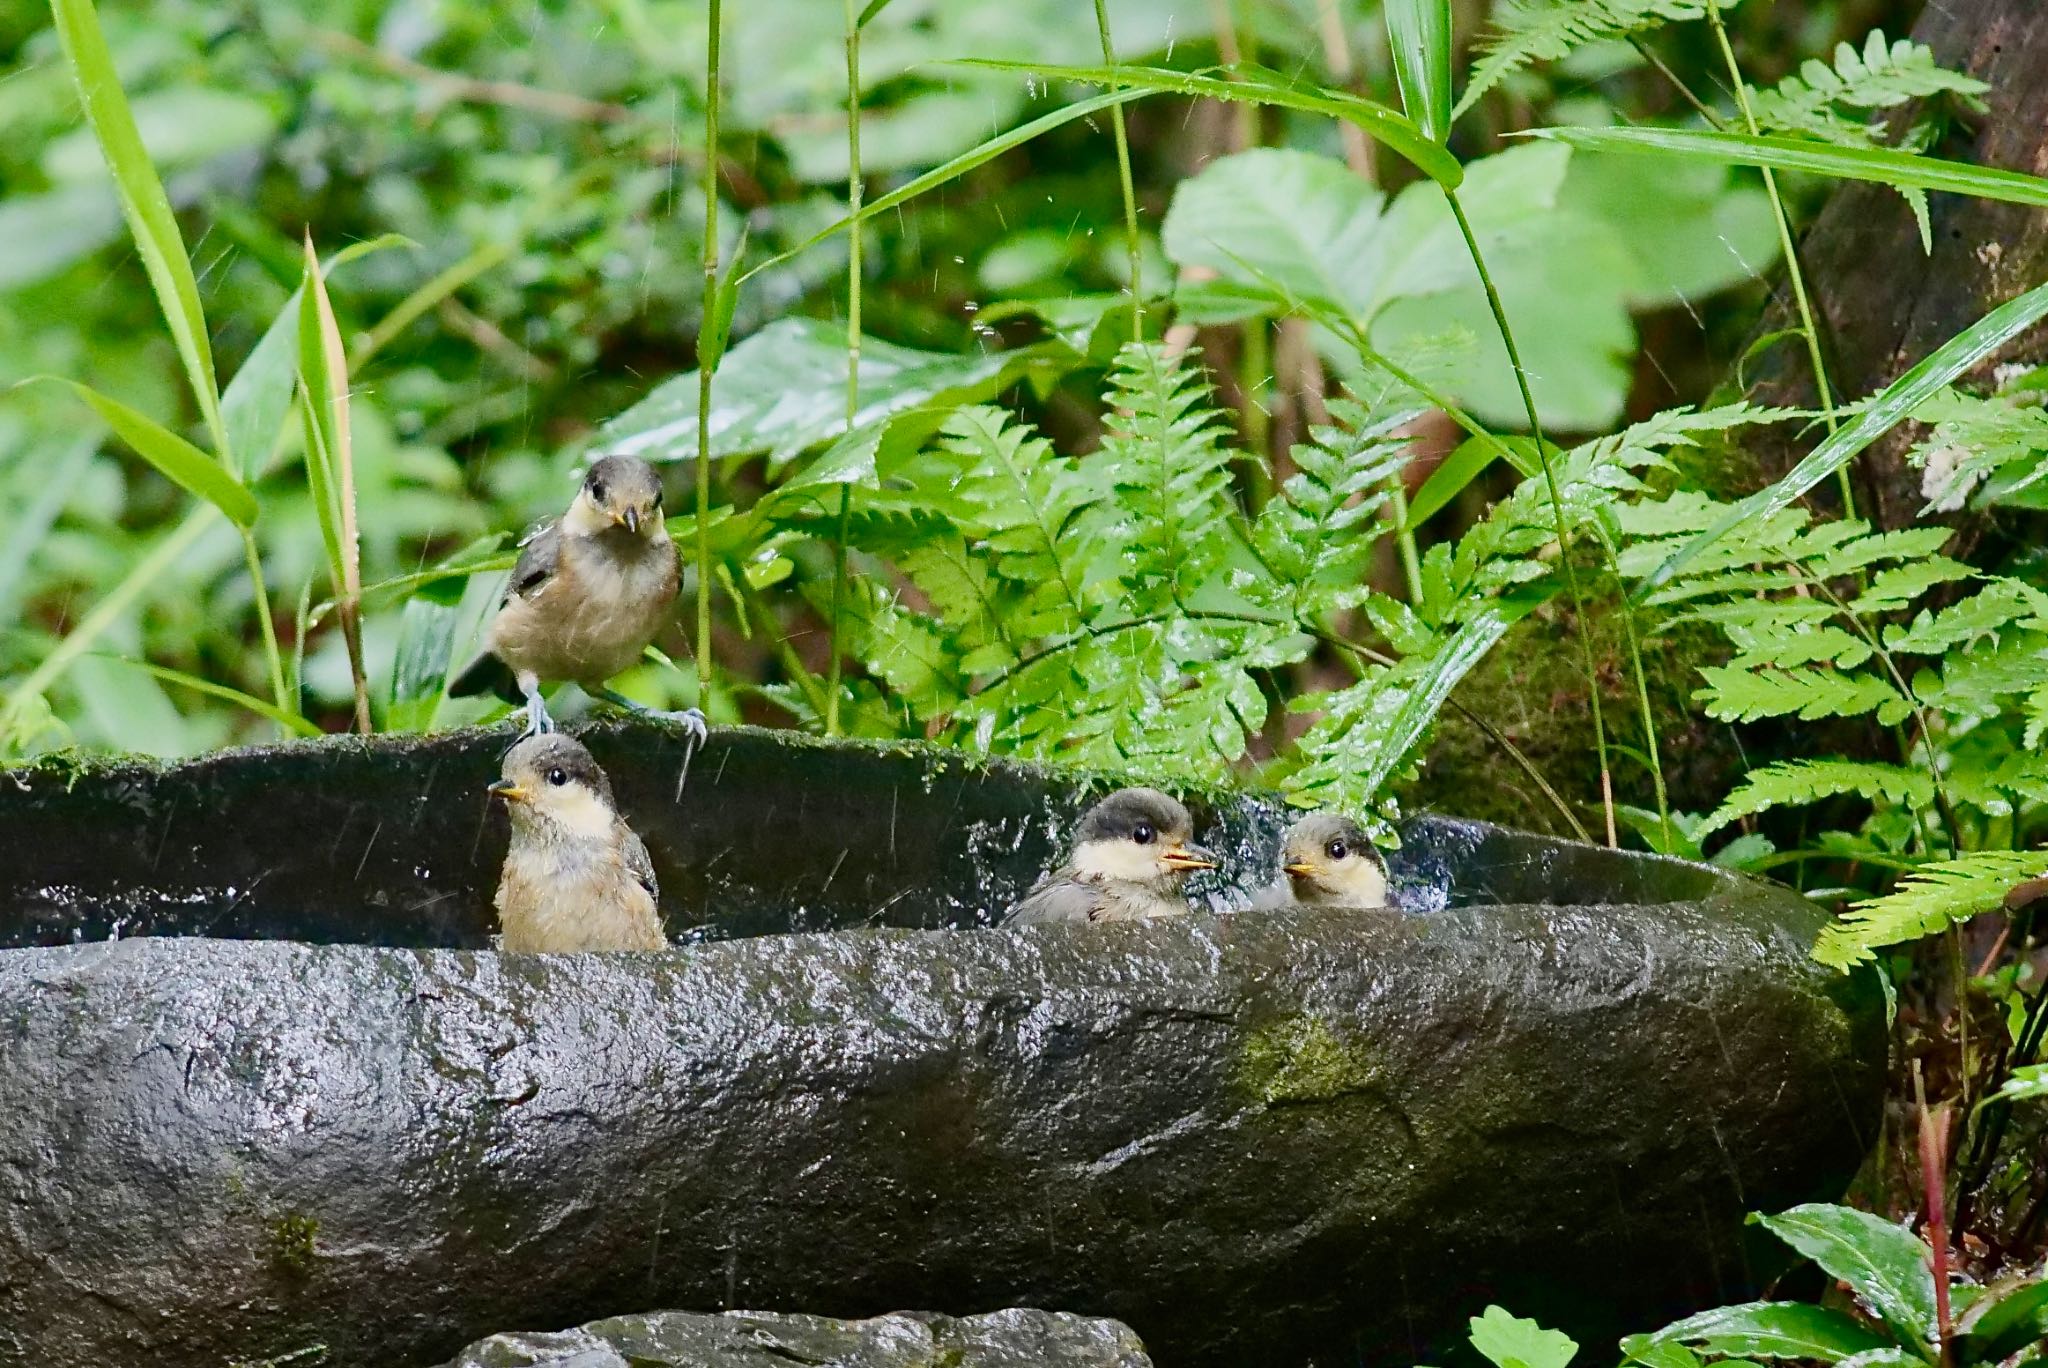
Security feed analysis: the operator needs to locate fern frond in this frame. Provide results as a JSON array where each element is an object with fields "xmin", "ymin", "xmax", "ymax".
[
  {"xmin": 1847, "ymin": 558, "xmax": 1973, "ymax": 615},
  {"xmin": 1750, "ymin": 31, "xmax": 1988, "ymax": 138},
  {"xmin": 1257, "ymin": 393, "xmax": 1421, "ymax": 613},
  {"xmin": 1699, "ymin": 759, "xmax": 1934, "ymax": 838},
  {"xmin": 1459, "ymin": 0, "xmax": 1738, "ymax": 116},
  {"xmin": 1910, "ymin": 387, "xmax": 2048, "ymax": 513},
  {"xmin": 1695, "ymin": 664, "xmax": 1908, "ymax": 725},
  {"xmin": 1095, "ymin": 343, "xmax": 1239, "ymax": 599},
  {"xmin": 1818, "ymin": 851, "xmax": 2048, "ymax": 969},
  {"xmin": 1883, "ymin": 578, "xmax": 2040, "ymax": 654}
]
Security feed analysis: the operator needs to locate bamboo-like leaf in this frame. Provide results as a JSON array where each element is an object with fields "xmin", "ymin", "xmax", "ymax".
[
  {"xmin": 1639, "ymin": 277, "xmax": 2048, "ymax": 597},
  {"xmin": 48, "ymin": 0, "xmax": 227, "ymax": 458},
  {"xmin": 1408, "ymin": 434, "xmax": 1542, "ymax": 529},
  {"xmin": 1386, "ymin": 0, "xmax": 1455, "ymax": 144},
  {"xmin": 741, "ymin": 87, "xmax": 1157, "ymax": 285},
  {"xmin": 854, "ymin": 0, "xmax": 895, "ymax": 27},
  {"xmin": 26, "ymin": 378, "xmax": 256, "ymax": 527},
  {"xmin": 296, "ymin": 236, "xmax": 371, "ymax": 733},
  {"xmin": 1528, "ymin": 125, "xmax": 2048, "ymax": 209},
  {"xmin": 101, "ymin": 658, "xmax": 321, "ymax": 738},
  {"xmin": 950, "ymin": 60, "xmax": 1463, "ymax": 187}
]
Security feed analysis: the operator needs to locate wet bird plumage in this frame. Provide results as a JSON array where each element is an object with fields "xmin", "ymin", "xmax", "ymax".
[
  {"xmin": 1001, "ymin": 787, "xmax": 1217, "ymax": 927},
  {"xmin": 490, "ymin": 733, "xmax": 667, "ymax": 954}
]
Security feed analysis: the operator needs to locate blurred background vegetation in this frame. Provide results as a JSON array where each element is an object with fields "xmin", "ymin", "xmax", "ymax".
[{"xmin": 0, "ymin": 0, "xmax": 1892, "ymax": 760}]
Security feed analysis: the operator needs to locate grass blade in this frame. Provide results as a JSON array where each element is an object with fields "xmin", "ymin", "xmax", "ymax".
[
  {"xmin": 100, "ymin": 658, "xmax": 321, "ymax": 738},
  {"xmin": 854, "ymin": 0, "xmax": 894, "ymax": 27},
  {"xmin": 48, "ymin": 0, "xmax": 227, "ymax": 459},
  {"xmin": 296, "ymin": 236, "xmax": 372, "ymax": 733},
  {"xmin": 27, "ymin": 378, "xmax": 256, "ymax": 527},
  {"xmin": 1528, "ymin": 126, "xmax": 2048, "ymax": 209},
  {"xmin": 953, "ymin": 59, "xmax": 1461, "ymax": 187},
  {"xmin": 1385, "ymin": 0, "xmax": 1454, "ymax": 143},
  {"xmin": 740, "ymin": 87, "xmax": 1155, "ymax": 285},
  {"xmin": 1639, "ymin": 277, "xmax": 2048, "ymax": 598}
]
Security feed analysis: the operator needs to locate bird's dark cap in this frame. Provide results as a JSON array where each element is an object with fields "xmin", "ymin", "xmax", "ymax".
[
  {"xmin": 500, "ymin": 733, "xmax": 615, "ymax": 803},
  {"xmin": 1076, "ymin": 786, "xmax": 1194, "ymax": 845},
  {"xmin": 583, "ymin": 453, "xmax": 664, "ymax": 507}
]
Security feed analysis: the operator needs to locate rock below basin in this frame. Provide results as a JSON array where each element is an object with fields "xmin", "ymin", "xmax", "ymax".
[
  {"xmin": 438, "ymin": 1307, "xmax": 1151, "ymax": 1368},
  {"xmin": 0, "ymin": 724, "xmax": 1885, "ymax": 1368}
]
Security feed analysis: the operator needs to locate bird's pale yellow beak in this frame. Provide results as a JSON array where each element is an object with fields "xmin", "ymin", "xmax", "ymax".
[
  {"xmin": 1161, "ymin": 843, "xmax": 1218, "ymax": 871},
  {"xmin": 1284, "ymin": 861, "xmax": 1318, "ymax": 877},
  {"xmin": 488, "ymin": 779, "xmax": 529, "ymax": 803}
]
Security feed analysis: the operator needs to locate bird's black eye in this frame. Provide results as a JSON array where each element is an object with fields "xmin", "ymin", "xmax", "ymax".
[
  {"xmin": 546, "ymin": 767, "xmax": 569, "ymax": 787},
  {"xmin": 588, "ymin": 480, "xmax": 607, "ymax": 504},
  {"xmin": 1132, "ymin": 822, "xmax": 1154, "ymax": 845},
  {"xmin": 1327, "ymin": 840, "xmax": 1348, "ymax": 861}
]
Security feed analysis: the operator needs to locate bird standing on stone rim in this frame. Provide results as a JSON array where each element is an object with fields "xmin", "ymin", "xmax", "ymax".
[
  {"xmin": 488, "ymin": 733, "xmax": 668, "ymax": 953},
  {"xmin": 451, "ymin": 453, "xmax": 707, "ymax": 746},
  {"xmin": 1001, "ymin": 787, "xmax": 1219, "ymax": 927},
  {"xmin": 1253, "ymin": 812, "xmax": 1390, "ymax": 910}
]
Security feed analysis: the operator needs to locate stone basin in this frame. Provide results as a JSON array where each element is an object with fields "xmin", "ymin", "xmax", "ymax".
[{"xmin": 0, "ymin": 723, "xmax": 1885, "ymax": 1367}]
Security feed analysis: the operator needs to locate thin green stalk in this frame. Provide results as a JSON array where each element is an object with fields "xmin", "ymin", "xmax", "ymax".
[
  {"xmin": 1596, "ymin": 528, "xmax": 1672, "ymax": 846},
  {"xmin": 1094, "ymin": 0, "xmax": 1144, "ymax": 345},
  {"xmin": 694, "ymin": 0, "xmax": 723, "ymax": 698},
  {"xmin": 239, "ymin": 529, "xmax": 291, "ymax": 723},
  {"xmin": 1446, "ymin": 187, "xmax": 1618, "ymax": 846},
  {"xmin": 826, "ymin": 0, "xmax": 864, "ymax": 737},
  {"xmin": 1384, "ymin": 476, "xmax": 1425, "ymax": 604},
  {"xmin": 1703, "ymin": 0, "xmax": 1853, "ymax": 518},
  {"xmin": 1239, "ymin": 314, "xmax": 1271, "ymax": 485}
]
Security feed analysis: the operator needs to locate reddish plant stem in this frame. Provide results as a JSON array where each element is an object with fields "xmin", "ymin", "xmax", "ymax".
[{"xmin": 1915, "ymin": 1062, "xmax": 1953, "ymax": 1367}]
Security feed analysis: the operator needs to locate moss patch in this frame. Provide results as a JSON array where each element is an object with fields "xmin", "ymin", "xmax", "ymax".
[
  {"xmin": 270, "ymin": 1212, "xmax": 318, "ymax": 1279},
  {"xmin": 1238, "ymin": 1016, "xmax": 1380, "ymax": 1105}
]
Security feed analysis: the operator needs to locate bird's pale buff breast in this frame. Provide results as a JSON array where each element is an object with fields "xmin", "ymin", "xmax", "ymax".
[
  {"xmin": 494, "ymin": 837, "xmax": 667, "ymax": 953},
  {"xmin": 489, "ymin": 534, "xmax": 679, "ymax": 685}
]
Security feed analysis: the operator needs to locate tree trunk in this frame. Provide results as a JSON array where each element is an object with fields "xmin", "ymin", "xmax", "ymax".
[{"xmin": 1739, "ymin": 1, "xmax": 2048, "ymax": 530}]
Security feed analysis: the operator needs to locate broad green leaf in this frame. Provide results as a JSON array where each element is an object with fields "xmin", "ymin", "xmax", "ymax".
[
  {"xmin": 104, "ymin": 658, "xmax": 320, "ymax": 738},
  {"xmin": 602, "ymin": 318, "xmax": 1078, "ymax": 471},
  {"xmin": 27, "ymin": 378, "xmax": 255, "ymax": 527},
  {"xmin": 1641, "ymin": 277, "xmax": 2048, "ymax": 597},
  {"xmin": 41, "ymin": 86, "xmax": 277, "ymax": 181},
  {"xmin": 1468, "ymin": 1306, "xmax": 1576, "ymax": 1368},
  {"xmin": 0, "ymin": 183, "xmax": 122, "ymax": 289},
  {"xmin": 1996, "ymin": 1064, "xmax": 2048, "ymax": 1104},
  {"xmin": 953, "ymin": 59, "xmax": 1462, "ymax": 188},
  {"xmin": 1561, "ymin": 153, "xmax": 1778, "ymax": 310},
  {"xmin": 388, "ymin": 596, "xmax": 460, "ymax": 734},
  {"xmin": 1627, "ymin": 1301, "xmax": 1892, "ymax": 1362},
  {"xmin": 48, "ymin": 0, "xmax": 226, "ymax": 457},
  {"xmin": 1753, "ymin": 1205, "xmax": 1937, "ymax": 1355},
  {"xmin": 1958, "ymin": 1273, "xmax": 2048, "ymax": 1363},
  {"xmin": 1528, "ymin": 126, "xmax": 2048, "ymax": 210},
  {"xmin": 1161, "ymin": 149, "xmax": 1386, "ymax": 307},
  {"xmin": 1385, "ymin": 0, "xmax": 1454, "ymax": 144}
]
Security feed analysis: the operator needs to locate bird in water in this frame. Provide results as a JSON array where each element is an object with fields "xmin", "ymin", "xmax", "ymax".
[
  {"xmin": 1253, "ymin": 812, "xmax": 1390, "ymax": 910},
  {"xmin": 488, "ymin": 733, "xmax": 668, "ymax": 953},
  {"xmin": 1001, "ymin": 787, "xmax": 1219, "ymax": 928},
  {"xmin": 450, "ymin": 454, "xmax": 707, "ymax": 746}
]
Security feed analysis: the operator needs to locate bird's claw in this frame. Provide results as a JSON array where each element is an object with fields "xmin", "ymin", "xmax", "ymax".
[
  {"xmin": 519, "ymin": 690, "xmax": 555, "ymax": 738},
  {"xmin": 665, "ymin": 706, "xmax": 709, "ymax": 748}
]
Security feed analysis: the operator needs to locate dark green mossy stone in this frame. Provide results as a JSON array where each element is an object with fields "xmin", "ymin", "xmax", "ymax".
[{"xmin": 0, "ymin": 723, "xmax": 1884, "ymax": 1368}]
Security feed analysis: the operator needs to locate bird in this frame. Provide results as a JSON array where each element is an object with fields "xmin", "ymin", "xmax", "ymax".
[
  {"xmin": 1000, "ymin": 787, "xmax": 1219, "ymax": 928},
  {"xmin": 487, "ymin": 733, "xmax": 669, "ymax": 953},
  {"xmin": 1252, "ymin": 812, "xmax": 1390, "ymax": 910},
  {"xmin": 450, "ymin": 453, "xmax": 706, "ymax": 746}
]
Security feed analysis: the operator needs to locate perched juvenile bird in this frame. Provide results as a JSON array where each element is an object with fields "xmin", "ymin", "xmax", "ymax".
[
  {"xmin": 1253, "ymin": 812, "xmax": 1390, "ymax": 910},
  {"xmin": 451, "ymin": 454, "xmax": 706, "ymax": 744},
  {"xmin": 488, "ymin": 733, "xmax": 668, "ymax": 953},
  {"xmin": 1000, "ymin": 787, "xmax": 1219, "ymax": 928}
]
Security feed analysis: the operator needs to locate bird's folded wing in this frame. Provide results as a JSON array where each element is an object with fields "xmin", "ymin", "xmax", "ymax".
[
  {"xmin": 621, "ymin": 826, "xmax": 659, "ymax": 903},
  {"xmin": 1000, "ymin": 875, "xmax": 1098, "ymax": 928},
  {"xmin": 504, "ymin": 522, "xmax": 563, "ymax": 604}
]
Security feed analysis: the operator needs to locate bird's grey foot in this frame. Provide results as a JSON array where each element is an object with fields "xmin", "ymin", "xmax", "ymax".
[
  {"xmin": 594, "ymin": 688, "xmax": 708, "ymax": 747},
  {"xmin": 519, "ymin": 685, "xmax": 555, "ymax": 738}
]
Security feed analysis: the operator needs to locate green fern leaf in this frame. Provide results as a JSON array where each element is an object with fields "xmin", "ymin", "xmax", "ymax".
[
  {"xmin": 1909, "ymin": 387, "xmax": 2048, "ymax": 512},
  {"xmin": 1883, "ymin": 578, "xmax": 2041, "ymax": 654},
  {"xmin": 1750, "ymin": 31, "xmax": 1989, "ymax": 137},
  {"xmin": 1695, "ymin": 664, "xmax": 1908, "ymax": 724},
  {"xmin": 1817, "ymin": 851, "xmax": 2048, "ymax": 969},
  {"xmin": 1095, "ymin": 343, "xmax": 1240, "ymax": 600},
  {"xmin": 1699, "ymin": 759, "xmax": 1935, "ymax": 837},
  {"xmin": 1459, "ymin": 0, "xmax": 1742, "ymax": 117},
  {"xmin": 1847, "ymin": 557, "xmax": 1973, "ymax": 615}
]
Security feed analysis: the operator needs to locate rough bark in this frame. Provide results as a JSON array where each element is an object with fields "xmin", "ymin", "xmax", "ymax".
[
  {"xmin": 1739, "ymin": 1, "xmax": 2048, "ymax": 529},
  {"xmin": 0, "ymin": 727, "xmax": 1884, "ymax": 1368}
]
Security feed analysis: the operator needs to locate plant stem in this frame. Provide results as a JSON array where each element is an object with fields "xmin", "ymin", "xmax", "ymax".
[
  {"xmin": 239, "ymin": 529, "xmax": 292, "ymax": 724},
  {"xmin": 1597, "ymin": 527, "xmax": 1672, "ymax": 845},
  {"xmin": 826, "ymin": 0, "xmax": 864, "ymax": 737},
  {"xmin": 1703, "ymin": 0, "xmax": 1853, "ymax": 518},
  {"xmin": 1446, "ymin": 188, "xmax": 1618, "ymax": 847},
  {"xmin": 694, "ymin": 0, "xmax": 723, "ymax": 699},
  {"xmin": 1384, "ymin": 478, "xmax": 1425, "ymax": 603},
  {"xmin": 1095, "ymin": 0, "xmax": 1144, "ymax": 345}
]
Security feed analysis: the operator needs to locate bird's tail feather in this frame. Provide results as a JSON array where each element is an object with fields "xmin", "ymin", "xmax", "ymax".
[{"xmin": 447, "ymin": 651, "xmax": 520, "ymax": 704}]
